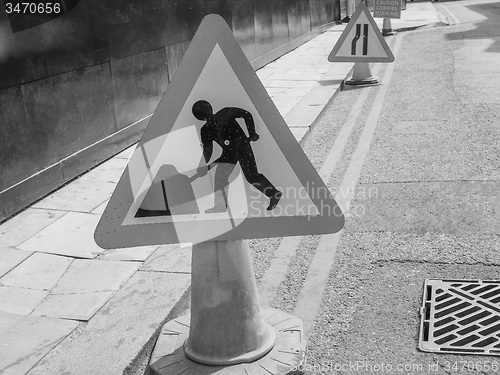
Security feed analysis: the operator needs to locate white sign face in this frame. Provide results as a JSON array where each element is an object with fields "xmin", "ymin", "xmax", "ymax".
[
  {"xmin": 328, "ymin": 3, "xmax": 395, "ymax": 63},
  {"xmin": 373, "ymin": 0, "xmax": 402, "ymax": 19},
  {"xmin": 95, "ymin": 15, "xmax": 344, "ymax": 248}
]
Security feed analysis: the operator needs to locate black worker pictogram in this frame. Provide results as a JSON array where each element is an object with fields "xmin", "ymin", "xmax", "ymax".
[{"xmin": 192, "ymin": 100, "xmax": 283, "ymax": 213}]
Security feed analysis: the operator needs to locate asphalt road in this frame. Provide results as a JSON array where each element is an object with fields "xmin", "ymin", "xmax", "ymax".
[{"xmin": 255, "ymin": 0, "xmax": 500, "ymax": 373}]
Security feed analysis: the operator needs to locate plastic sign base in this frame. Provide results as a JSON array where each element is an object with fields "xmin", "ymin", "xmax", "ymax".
[
  {"xmin": 344, "ymin": 62, "xmax": 379, "ymax": 86},
  {"xmin": 148, "ymin": 309, "xmax": 306, "ymax": 375},
  {"xmin": 345, "ymin": 76, "xmax": 379, "ymax": 85},
  {"xmin": 382, "ymin": 18, "xmax": 397, "ymax": 36}
]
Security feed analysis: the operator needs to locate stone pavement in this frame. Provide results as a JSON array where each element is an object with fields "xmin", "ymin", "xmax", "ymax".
[{"xmin": 0, "ymin": 2, "xmax": 440, "ymax": 374}]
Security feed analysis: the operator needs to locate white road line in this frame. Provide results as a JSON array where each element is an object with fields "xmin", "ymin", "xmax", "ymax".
[
  {"xmin": 294, "ymin": 36, "xmax": 403, "ymax": 334},
  {"xmin": 258, "ymin": 236, "xmax": 303, "ymax": 305},
  {"xmin": 319, "ymin": 64, "xmax": 382, "ymax": 181},
  {"xmin": 258, "ymin": 64, "xmax": 382, "ymax": 307}
]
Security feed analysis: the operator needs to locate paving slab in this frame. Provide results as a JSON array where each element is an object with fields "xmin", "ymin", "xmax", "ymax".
[
  {"xmin": 266, "ymin": 79, "xmax": 318, "ymax": 88},
  {"xmin": 288, "ymin": 55, "xmax": 328, "ymax": 65},
  {"xmin": 32, "ymin": 178, "xmax": 116, "ymax": 212},
  {"xmin": 0, "ymin": 252, "xmax": 72, "ymax": 290},
  {"xmin": 0, "ymin": 248, "xmax": 32, "ymax": 278},
  {"xmin": 270, "ymin": 73, "xmax": 325, "ymax": 81},
  {"xmin": 90, "ymin": 199, "xmax": 109, "ymax": 214},
  {"xmin": 0, "ymin": 208, "xmax": 65, "ymax": 249},
  {"xmin": 17, "ymin": 212, "xmax": 104, "ymax": 259},
  {"xmin": 265, "ymin": 87, "xmax": 286, "ymax": 95},
  {"xmin": 50, "ymin": 258, "xmax": 139, "ymax": 294},
  {"xmin": 282, "ymin": 88, "xmax": 316, "ymax": 97},
  {"xmin": 289, "ymin": 67, "xmax": 332, "ymax": 76},
  {"xmin": 0, "ymin": 311, "xmax": 79, "ymax": 375},
  {"xmin": 291, "ymin": 128, "xmax": 310, "ymax": 142},
  {"xmin": 32, "ymin": 291, "xmax": 115, "ymax": 321},
  {"xmin": 140, "ymin": 244, "xmax": 191, "ymax": 273},
  {"xmin": 300, "ymin": 85, "xmax": 340, "ymax": 105},
  {"xmin": 97, "ymin": 245, "xmax": 160, "ymax": 261},
  {"xmin": 256, "ymin": 66, "xmax": 281, "ymax": 80},
  {"xmin": 27, "ymin": 271, "xmax": 190, "ymax": 375},
  {"xmin": 0, "ymin": 286, "xmax": 49, "ymax": 315},
  {"xmin": 79, "ymin": 157, "xmax": 129, "ymax": 183},
  {"xmin": 319, "ymin": 64, "xmax": 353, "ymax": 83},
  {"xmin": 271, "ymin": 96, "xmax": 303, "ymax": 117},
  {"xmin": 287, "ymin": 104, "xmax": 326, "ymax": 128}
]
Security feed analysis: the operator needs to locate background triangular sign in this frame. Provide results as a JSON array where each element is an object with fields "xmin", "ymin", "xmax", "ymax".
[
  {"xmin": 94, "ymin": 14, "xmax": 345, "ymax": 248},
  {"xmin": 328, "ymin": 3, "xmax": 395, "ymax": 63}
]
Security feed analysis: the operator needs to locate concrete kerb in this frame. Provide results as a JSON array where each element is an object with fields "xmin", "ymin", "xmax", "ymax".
[
  {"xmin": 284, "ymin": 25, "xmax": 355, "ymax": 146},
  {"xmin": 433, "ymin": 2, "xmax": 458, "ymax": 26},
  {"xmin": 295, "ymin": 65, "xmax": 355, "ymax": 146}
]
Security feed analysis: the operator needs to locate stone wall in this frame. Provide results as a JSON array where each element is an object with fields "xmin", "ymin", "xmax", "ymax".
[{"xmin": 0, "ymin": 0, "xmax": 341, "ymax": 221}]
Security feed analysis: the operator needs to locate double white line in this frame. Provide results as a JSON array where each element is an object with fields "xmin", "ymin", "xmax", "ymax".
[{"xmin": 258, "ymin": 35, "xmax": 404, "ymax": 333}]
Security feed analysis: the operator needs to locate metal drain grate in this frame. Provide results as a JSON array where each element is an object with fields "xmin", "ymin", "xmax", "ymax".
[{"xmin": 420, "ymin": 279, "xmax": 500, "ymax": 356}]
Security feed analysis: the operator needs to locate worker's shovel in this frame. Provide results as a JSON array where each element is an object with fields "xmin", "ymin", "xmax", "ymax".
[{"xmin": 135, "ymin": 163, "xmax": 216, "ymax": 218}]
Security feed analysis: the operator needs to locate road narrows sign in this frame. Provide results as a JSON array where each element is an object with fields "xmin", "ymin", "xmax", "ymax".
[
  {"xmin": 328, "ymin": 3, "xmax": 395, "ymax": 63},
  {"xmin": 94, "ymin": 14, "xmax": 344, "ymax": 248}
]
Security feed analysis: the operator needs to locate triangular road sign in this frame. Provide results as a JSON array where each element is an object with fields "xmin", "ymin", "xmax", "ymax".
[
  {"xmin": 94, "ymin": 14, "xmax": 345, "ymax": 248},
  {"xmin": 328, "ymin": 3, "xmax": 395, "ymax": 63}
]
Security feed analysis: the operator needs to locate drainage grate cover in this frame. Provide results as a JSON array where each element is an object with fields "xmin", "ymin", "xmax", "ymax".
[{"xmin": 420, "ymin": 279, "xmax": 500, "ymax": 356}]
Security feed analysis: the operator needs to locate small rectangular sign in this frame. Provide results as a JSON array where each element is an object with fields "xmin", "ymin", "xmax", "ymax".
[{"xmin": 373, "ymin": 0, "xmax": 402, "ymax": 19}]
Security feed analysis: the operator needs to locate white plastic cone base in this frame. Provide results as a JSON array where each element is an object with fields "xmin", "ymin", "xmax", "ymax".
[
  {"xmin": 345, "ymin": 62, "xmax": 378, "ymax": 85},
  {"xmin": 148, "ymin": 309, "xmax": 306, "ymax": 375},
  {"xmin": 147, "ymin": 240, "xmax": 307, "ymax": 374},
  {"xmin": 183, "ymin": 240, "xmax": 276, "ymax": 365},
  {"xmin": 185, "ymin": 324, "xmax": 276, "ymax": 365}
]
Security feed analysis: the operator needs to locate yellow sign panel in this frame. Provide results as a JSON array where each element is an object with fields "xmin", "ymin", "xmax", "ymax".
[
  {"xmin": 328, "ymin": 3, "xmax": 395, "ymax": 63},
  {"xmin": 94, "ymin": 15, "xmax": 345, "ymax": 248}
]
